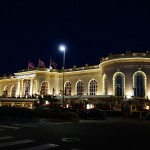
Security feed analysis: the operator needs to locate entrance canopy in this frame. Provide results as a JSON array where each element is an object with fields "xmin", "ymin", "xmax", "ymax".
[
  {"xmin": 56, "ymin": 95, "xmax": 114, "ymax": 100},
  {"xmin": 56, "ymin": 95, "xmax": 116, "ymax": 104},
  {"xmin": 0, "ymin": 98, "xmax": 38, "ymax": 102}
]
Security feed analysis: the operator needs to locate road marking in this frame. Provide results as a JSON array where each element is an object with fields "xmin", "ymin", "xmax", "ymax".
[
  {"xmin": 20, "ymin": 143, "xmax": 59, "ymax": 150},
  {"xmin": 0, "ymin": 136, "xmax": 15, "ymax": 140},
  {"xmin": 51, "ymin": 123, "xmax": 64, "ymax": 125},
  {"xmin": 12, "ymin": 124, "xmax": 36, "ymax": 127},
  {"xmin": 62, "ymin": 138, "xmax": 80, "ymax": 142},
  {"xmin": 0, "ymin": 139, "xmax": 34, "ymax": 148},
  {"xmin": 0, "ymin": 125, "xmax": 21, "ymax": 129},
  {"xmin": 37, "ymin": 122, "xmax": 65, "ymax": 125}
]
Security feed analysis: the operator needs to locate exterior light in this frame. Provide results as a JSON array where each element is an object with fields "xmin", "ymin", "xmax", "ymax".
[{"xmin": 59, "ymin": 44, "xmax": 66, "ymax": 107}]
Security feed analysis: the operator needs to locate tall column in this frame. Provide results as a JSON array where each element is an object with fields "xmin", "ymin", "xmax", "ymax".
[
  {"xmin": 32, "ymin": 79, "xmax": 36, "ymax": 94},
  {"xmin": 30, "ymin": 79, "xmax": 33, "ymax": 96},
  {"xmin": 17, "ymin": 79, "xmax": 20, "ymax": 97},
  {"xmin": 20, "ymin": 79, "xmax": 24, "ymax": 97},
  {"xmin": 34, "ymin": 79, "xmax": 37, "ymax": 95}
]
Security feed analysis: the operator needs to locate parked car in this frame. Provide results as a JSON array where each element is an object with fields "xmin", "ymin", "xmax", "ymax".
[
  {"xmin": 145, "ymin": 111, "xmax": 150, "ymax": 120},
  {"xmin": 58, "ymin": 108, "xmax": 80, "ymax": 113},
  {"xmin": 79, "ymin": 108, "xmax": 107, "ymax": 120},
  {"xmin": 36, "ymin": 105, "xmax": 50, "ymax": 110}
]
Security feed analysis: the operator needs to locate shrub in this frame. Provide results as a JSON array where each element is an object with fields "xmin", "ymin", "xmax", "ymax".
[{"xmin": 0, "ymin": 106, "xmax": 80, "ymax": 122}]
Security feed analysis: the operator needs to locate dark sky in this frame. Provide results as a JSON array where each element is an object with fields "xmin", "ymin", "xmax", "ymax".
[{"xmin": 0, "ymin": 0, "xmax": 150, "ymax": 76}]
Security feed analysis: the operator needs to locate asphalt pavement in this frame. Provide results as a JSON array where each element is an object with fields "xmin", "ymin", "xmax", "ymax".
[{"xmin": 0, "ymin": 117, "xmax": 149, "ymax": 150}]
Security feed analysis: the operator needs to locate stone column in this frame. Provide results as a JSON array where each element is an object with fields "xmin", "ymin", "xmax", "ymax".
[
  {"xmin": 17, "ymin": 79, "xmax": 20, "ymax": 97},
  {"xmin": 34, "ymin": 79, "xmax": 38, "ymax": 94},
  {"xmin": 30, "ymin": 79, "xmax": 33, "ymax": 96},
  {"xmin": 20, "ymin": 79, "xmax": 24, "ymax": 97},
  {"xmin": 32, "ymin": 79, "xmax": 36, "ymax": 94}
]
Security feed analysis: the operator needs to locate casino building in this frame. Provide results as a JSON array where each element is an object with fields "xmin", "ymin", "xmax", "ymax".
[{"xmin": 0, "ymin": 51, "xmax": 150, "ymax": 110}]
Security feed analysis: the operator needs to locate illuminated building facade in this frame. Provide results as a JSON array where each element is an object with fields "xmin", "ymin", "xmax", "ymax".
[{"xmin": 0, "ymin": 51, "xmax": 150, "ymax": 109}]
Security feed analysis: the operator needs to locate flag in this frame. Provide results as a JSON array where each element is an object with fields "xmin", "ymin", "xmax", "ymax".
[
  {"xmin": 28, "ymin": 61, "xmax": 34, "ymax": 69},
  {"xmin": 50, "ymin": 59, "xmax": 57, "ymax": 68},
  {"xmin": 39, "ymin": 59, "xmax": 45, "ymax": 68}
]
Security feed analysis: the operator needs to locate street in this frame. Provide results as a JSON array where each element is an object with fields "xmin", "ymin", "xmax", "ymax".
[{"xmin": 0, "ymin": 117, "xmax": 150, "ymax": 150}]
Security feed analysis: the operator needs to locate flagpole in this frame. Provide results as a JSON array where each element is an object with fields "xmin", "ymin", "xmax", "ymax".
[
  {"xmin": 38, "ymin": 59, "xmax": 40, "ymax": 68},
  {"xmin": 50, "ymin": 57, "xmax": 51, "ymax": 67},
  {"xmin": 28, "ymin": 60, "xmax": 29, "ymax": 70},
  {"xmin": 50, "ymin": 57, "xmax": 53, "ymax": 70}
]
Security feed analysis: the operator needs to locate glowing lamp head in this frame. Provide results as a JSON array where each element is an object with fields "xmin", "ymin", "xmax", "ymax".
[{"xmin": 59, "ymin": 45, "xmax": 66, "ymax": 52}]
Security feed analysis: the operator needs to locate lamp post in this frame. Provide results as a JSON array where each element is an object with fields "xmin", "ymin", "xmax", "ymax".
[{"xmin": 59, "ymin": 44, "xmax": 66, "ymax": 107}]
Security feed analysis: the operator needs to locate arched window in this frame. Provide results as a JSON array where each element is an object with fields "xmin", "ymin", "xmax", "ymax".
[
  {"xmin": 115, "ymin": 74, "xmax": 123, "ymax": 96},
  {"xmin": 65, "ymin": 81, "xmax": 72, "ymax": 95},
  {"xmin": 77, "ymin": 80, "xmax": 84, "ymax": 95},
  {"xmin": 41, "ymin": 81, "xmax": 48, "ymax": 96},
  {"xmin": 134, "ymin": 72, "xmax": 145, "ymax": 97},
  {"xmin": 11, "ymin": 86, "xmax": 16, "ymax": 97},
  {"xmin": 89, "ymin": 79, "xmax": 97, "ymax": 95}
]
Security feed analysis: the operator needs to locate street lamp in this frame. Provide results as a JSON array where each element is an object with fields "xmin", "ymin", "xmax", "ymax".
[{"xmin": 59, "ymin": 44, "xmax": 66, "ymax": 107}]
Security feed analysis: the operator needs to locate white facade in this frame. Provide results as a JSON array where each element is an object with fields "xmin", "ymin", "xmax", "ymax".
[{"xmin": 1, "ymin": 51, "xmax": 150, "ymax": 100}]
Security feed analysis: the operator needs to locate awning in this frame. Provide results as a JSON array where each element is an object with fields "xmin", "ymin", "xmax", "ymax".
[
  {"xmin": 56, "ymin": 95, "xmax": 115, "ymax": 100},
  {"xmin": 122, "ymin": 99, "xmax": 132, "ymax": 102},
  {"xmin": 0, "ymin": 98, "xmax": 38, "ymax": 102}
]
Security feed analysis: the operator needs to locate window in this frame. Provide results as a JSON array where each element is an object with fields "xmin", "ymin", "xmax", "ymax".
[
  {"xmin": 11, "ymin": 86, "xmax": 16, "ymax": 97},
  {"xmin": 77, "ymin": 80, "xmax": 84, "ymax": 95},
  {"xmin": 115, "ymin": 74, "xmax": 123, "ymax": 96},
  {"xmin": 24, "ymin": 80, "xmax": 30, "ymax": 96},
  {"xmin": 41, "ymin": 81, "xmax": 48, "ymax": 96},
  {"xmin": 134, "ymin": 73, "xmax": 145, "ymax": 97},
  {"xmin": 89, "ymin": 79, "xmax": 97, "ymax": 95},
  {"xmin": 3, "ymin": 86, "xmax": 8, "ymax": 97},
  {"xmin": 65, "ymin": 81, "xmax": 72, "ymax": 95}
]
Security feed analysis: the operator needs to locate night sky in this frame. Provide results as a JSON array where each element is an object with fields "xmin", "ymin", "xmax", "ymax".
[{"xmin": 0, "ymin": 0, "xmax": 150, "ymax": 76}]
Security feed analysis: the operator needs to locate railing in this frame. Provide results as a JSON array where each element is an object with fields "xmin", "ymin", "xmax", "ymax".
[{"xmin": 101, "ymin": 52, "xmax": 150, "ymax": 62}]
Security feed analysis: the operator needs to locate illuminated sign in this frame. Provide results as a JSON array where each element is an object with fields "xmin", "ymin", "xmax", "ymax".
[{"xmin": 16, "ymin": 74, "xmax": 36, "ymax": 79}]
